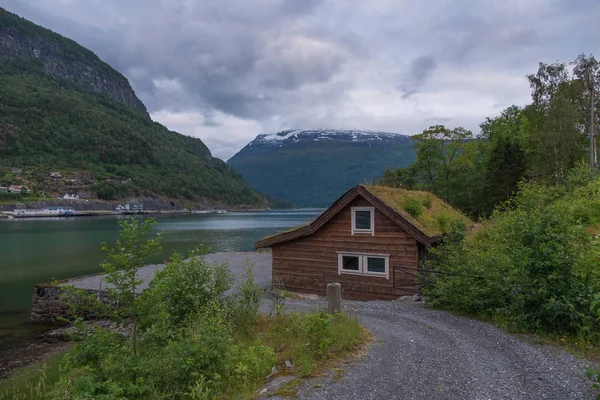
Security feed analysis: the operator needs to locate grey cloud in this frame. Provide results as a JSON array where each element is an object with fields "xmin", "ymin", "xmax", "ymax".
[
  {"xmin": 400, "ymin": 54, "xmax": 437, "ymax": 99},
  {"xmin": 5, "ymin": 0, "xmax": 600, "ymax": 160},
  {"xmin": 425, "ymin": 117, "xmax": 452, "ymax": 123}
]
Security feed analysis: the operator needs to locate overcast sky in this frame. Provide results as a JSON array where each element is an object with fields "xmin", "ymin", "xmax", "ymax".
[{"xmin": 4, "ymin": 0, "xmax": 600, "ymax": 160}]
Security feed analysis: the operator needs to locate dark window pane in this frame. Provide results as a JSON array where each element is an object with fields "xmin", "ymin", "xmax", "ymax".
[
  {"xmin": 367, "ymin": 257, "xmax": 386, "ymax": 274},
  {"xmin": 342, "ymin": 255, "xmax": 360, "ymax": 271},
  {"xmin": 355, "ymin": 210, "xmax": 372, "ymax": 230}
]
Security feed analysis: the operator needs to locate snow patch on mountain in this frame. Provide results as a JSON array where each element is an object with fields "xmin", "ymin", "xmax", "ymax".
[{"xmin": 249, "ymin": 129, "xmax": 409, "ymax": 147}]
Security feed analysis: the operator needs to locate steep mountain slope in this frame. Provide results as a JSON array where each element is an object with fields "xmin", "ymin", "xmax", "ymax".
[
  {"xmin": 0, "ymin": 8, "xmax": 267, "ymax": 207},
  {"xmin": 0, "ymin": 8, "xmax": 146, "ymax": 113},
  {"xmin": 228, "ymin": 129, "xmax": 416, "ymax": 207}
]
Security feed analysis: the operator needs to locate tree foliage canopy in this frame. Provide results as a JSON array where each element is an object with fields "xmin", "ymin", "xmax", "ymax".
[{"xmin": 381, "ymin": 54, "xmax": 599, "ymax": 217}]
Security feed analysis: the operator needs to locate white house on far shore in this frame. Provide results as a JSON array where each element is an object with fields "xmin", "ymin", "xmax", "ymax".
[{"xmin": 8, "ymin": 185, "xmax": 30, "ymax": 193}]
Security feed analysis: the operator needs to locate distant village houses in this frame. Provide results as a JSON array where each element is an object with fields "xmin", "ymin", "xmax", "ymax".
[
  {"xmin": 0, "ymin": 186, "xmax": 8, "ymax": 193},
  {"xmin": 116, "ymin": 202, "xmax": 143, "ymax": 212},
  {"xmin": 62, "ymin": 193, "xmax": 80, "ymax": 200},
  {"xmin": 10, "ymin": 167, "xmax": 22, "ymax": 174},
  {"xmin": 8, "ymin": 185, "xmax": 30, "ymax": 193}
]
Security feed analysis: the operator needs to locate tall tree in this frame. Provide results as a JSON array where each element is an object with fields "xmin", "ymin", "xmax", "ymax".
[
  {"xmin": 526, "ymin": 62, "xmax": 586, "ymax": 182},
  {"xmin": 573, "ymin": 54, "xmax": 600, "ymax": 168},
  {"xmin": 480, "ymin": 106, "xmax": 528, "ymax": 211}
]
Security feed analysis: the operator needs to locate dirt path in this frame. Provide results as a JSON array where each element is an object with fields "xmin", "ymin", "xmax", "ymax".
[{"xmin": 276, "ymin": 299, "xmax": 596, "ymax": 400}]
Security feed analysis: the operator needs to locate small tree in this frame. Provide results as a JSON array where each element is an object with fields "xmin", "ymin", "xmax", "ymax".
[
  {"xmin": 61, "ymin": 219, "xmax": 162, "ymax": 355},
  {"xmin": 102, "ymin": 219, "xmax": 162, "ymax": 359}
]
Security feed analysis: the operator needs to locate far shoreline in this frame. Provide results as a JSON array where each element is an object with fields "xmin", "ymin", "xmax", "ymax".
[{"xmin": 0, "ymin": 208, "xmax": 295, "ymax": 220}]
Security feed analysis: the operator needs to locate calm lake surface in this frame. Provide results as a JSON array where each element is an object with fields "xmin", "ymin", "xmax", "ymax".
[{"xmin": 0, "ymin": 209, "xmax": 321, "ymax": 350}]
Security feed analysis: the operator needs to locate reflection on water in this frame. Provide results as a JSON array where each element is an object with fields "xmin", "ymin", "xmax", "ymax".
[{"xmin": 0, "ymin": 209, "xmax": 322, "ymax": 348}]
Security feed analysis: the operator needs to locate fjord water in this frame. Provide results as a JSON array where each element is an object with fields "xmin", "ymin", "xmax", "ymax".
[{"xmin": 0, "ymin": 210, "xmax": 321, "ymax": 349}]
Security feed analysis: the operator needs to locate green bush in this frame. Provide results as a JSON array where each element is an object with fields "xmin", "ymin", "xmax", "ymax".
[
  {"xmin": 423, "ymin": 194, "xmax": 433, "ymax": 209},
  {"xmin": 230, "ymin": 265, "xmax": 264, "ymax": 334},
  {"xmin": 436, "ymin": 214, "xmax": 450, "ymax": 232},
  {"xmin": 424, "ymin": 167, "xmax": 600, "ymax": 339},
  {"xmin": 305, "ymin": 313, "xmax": 333, "ymax": 358},
  {"xmin": 403, "ymin": 196, "xmax": 423, "ymax": 217},
  {"xmin": 138, "ymin": 247, "xmax": 233, "ymax": 330}
]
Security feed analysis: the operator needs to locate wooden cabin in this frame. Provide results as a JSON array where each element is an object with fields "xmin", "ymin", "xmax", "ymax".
[{"xmin": 256, "ymin": 185, "xmax": 471, "ymax": 300}]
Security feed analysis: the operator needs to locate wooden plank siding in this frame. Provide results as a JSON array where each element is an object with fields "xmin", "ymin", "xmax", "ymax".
[{"xmin": 272, "ymin": 196, "xmax": 420, "ymax": 300}]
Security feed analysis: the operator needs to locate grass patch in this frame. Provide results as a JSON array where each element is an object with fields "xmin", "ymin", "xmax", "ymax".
[
  {"xmin": 272, "ymin": 378, "xmax": 302, "ymax": 398},
  {"xmin": 0, "ymin": 352, "xmax": 65, "ymax": 400},
  {"xmin": 364, "ymin": 185, "xmax": 472, "ymax": 236},
  {"xmin": 523, "ymin": 333, "xmax": 600, "ymax": 363},
  {"xmin": 249, "ymin": 311, "xmax": 370, "ymax": 379}
]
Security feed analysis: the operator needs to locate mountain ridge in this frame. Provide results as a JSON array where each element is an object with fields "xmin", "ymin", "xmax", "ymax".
[
  {"xmin": 243, "ymin": 129, "xmax": 411, "ymax": 149},
  {"xmin": 228, "ymin": 129, "xmax": 416, "ymax": 207}
]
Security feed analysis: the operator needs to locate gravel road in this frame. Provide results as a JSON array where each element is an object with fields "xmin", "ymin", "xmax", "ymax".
[
  {"xmin": 63, "ymin": 251, "xmax": 272, "ymax": 292},
  {"xmin": 277, "ymin": 299, "xmax": 596, "ymax": 400}
]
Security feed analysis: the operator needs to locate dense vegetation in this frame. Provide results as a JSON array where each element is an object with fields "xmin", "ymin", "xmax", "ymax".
[
  {"xmin": 380, "ymin": 54, "xmax": 600, "ymax": 343},
  {"xmin": 0, "ymin": 220, "xmax": 366, "ymax": 399},
  {"xmin": 228, "ymin": 132, "xmax": 416, "ymax": 208},
  {"xmin": 0, "ymin": 9, "xmax": 270, "ymax": 207},
  {"xmin": 380, "ymin": 54, "xmax": 599, "ymax": 218},
  {"xmin": 424, "ymin": 165, "xmax": 600, "ymax": 339}
]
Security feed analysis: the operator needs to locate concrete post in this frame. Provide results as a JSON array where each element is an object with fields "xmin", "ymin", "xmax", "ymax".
[{"xmin": 327, "ymin": 283, "xmax": 342, "ymax": 314}]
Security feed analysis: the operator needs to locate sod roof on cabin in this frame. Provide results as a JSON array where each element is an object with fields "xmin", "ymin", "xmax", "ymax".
[
  {"xmin": 255, "ymin": 185, "xmax": 472, "ymax": 248},
  {"xmin": 361, "ymin": 185, "xmax": 472, "ymax": 237}
]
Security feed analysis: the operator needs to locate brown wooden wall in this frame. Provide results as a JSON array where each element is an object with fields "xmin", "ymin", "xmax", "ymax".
[{"xmin": 271, "ymin": 196, "xmax": 420, "ymax": 300}]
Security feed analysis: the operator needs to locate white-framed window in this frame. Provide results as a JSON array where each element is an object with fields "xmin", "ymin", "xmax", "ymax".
[
  {"xmin": 351, "ymin": 207, "xmax": 375, "ymax": 235},
  {"xmin": 337, "ymin": 252, "xmax": 390, "ymax": 279}
]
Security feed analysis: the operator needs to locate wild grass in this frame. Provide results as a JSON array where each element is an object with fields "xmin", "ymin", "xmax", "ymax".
[
  {"xmin": 253, "ymin": 311, "xmax": 368, "ymax": 379},
  {"xmin": 0, "ymin": 352, "xmax": 65, "ymax": 400},
  {"xmin": 364, "ymin": 185, "xmax": 472, "ymax": 236}
]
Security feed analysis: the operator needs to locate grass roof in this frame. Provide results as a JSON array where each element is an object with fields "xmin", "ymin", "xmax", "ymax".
[
  {"xmin": 258, "ymin": 223, "xmax": 309, "ymax": 242},
  {"xmin": 363, "ymin": 185, "xmax": 472, "ymax": 237},
  {"xmin": 256, "ymin": 185, "xmax": 472, "ymax": 247}
]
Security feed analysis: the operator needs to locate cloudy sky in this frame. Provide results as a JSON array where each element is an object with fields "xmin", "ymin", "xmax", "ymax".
[{"xmin": 4, "ymin": 0, "xmax": 600, "ymax": 160}]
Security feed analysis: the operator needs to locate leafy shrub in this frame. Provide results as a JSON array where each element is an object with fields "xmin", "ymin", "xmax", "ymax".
[
  {"xmin": 230, "ymin": 265, "xmax": 264, "ymax": 334},
  {"xmin": 423, "ymin": 194, "xmax": 433, "ymax": 209},
  {"xmin": 403, "ymin": 196, "xmax": 423, "ymax": 217},
  {"xmin": 424, "ymin": 169, "xmax": 600, "ymax": 339},
  {"xmin": 305, "ymin": 313, "xmax": 333, "ymax": 358},
  {"xmin": 138, "ymin": 247, "xmax": 233, "ymax": 330},
  {"xmin": 436, "ymin": 214, "xmax": 450, "ymax": 232}
]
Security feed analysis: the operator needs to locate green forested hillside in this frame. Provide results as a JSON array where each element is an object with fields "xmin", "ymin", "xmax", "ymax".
[
  {"xmin": 0, "ymin": 9, "xmax": 267, "ymax": 207},
  {"xmin": 0, "ymin": 63, "xmax": 263, "ymax": 205}
]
